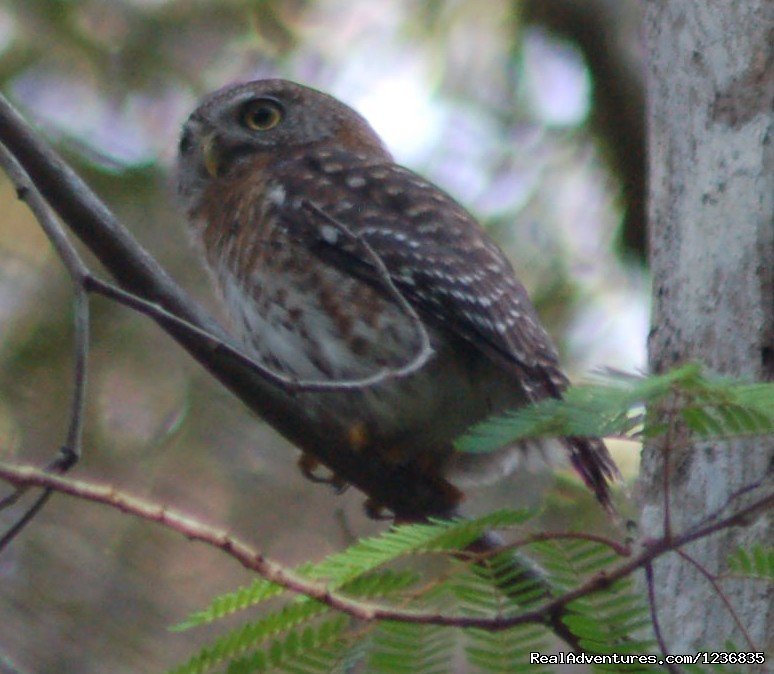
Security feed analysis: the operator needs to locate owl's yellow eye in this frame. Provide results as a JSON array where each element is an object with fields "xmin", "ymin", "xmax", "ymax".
[{"xmin": 240, "ymin": 99, "xmax": 284, "ymax": 131}]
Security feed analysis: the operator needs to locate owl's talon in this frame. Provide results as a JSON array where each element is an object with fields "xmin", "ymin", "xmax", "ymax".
[
  {"xmin": 297, "ymin": 454, "xmax": 349, "ymax": 493},
  {"xmin": 364, "ymin": 499, "xmax": 392, "ymax": 520}
]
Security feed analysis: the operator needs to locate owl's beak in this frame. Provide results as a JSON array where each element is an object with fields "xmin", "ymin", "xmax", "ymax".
[{"xmin": 200, "ymin": 132, "xmax": 222, "ymax": 179}]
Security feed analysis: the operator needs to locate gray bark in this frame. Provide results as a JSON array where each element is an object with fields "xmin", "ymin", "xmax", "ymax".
[{"xmin": 642, "ymin": 0, "xmax": 773, "ymax": 654}]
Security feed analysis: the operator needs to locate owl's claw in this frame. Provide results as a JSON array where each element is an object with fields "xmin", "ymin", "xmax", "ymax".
[
  {"xmin": 363, "ymin": 498, "xmax": 392, "ymax": 520},
  {"xmin": 297, "ymin": 454, "xmax": 349, "ymax": 494}
]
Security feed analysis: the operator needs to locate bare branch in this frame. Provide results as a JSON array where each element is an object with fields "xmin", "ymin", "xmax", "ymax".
[
  {"xmin": 86, "ymin": 274, "xmax": 430, "ymax": 394},
  {"xmin": 0, "ymin": 462, "xmax": 769, "ymax": 633},
  {"xmin": 0, "ymin": 144, "xmax": 90, "ymax": 548},
  {"xmin": 0, "ymin": 144, "xmax": 89, "ymax": 465},
  {"xmin": 645, "ymin": 563, "xmax": 680, "ymax": 674},
  {"xmin": 465, "ymin": 530, "xmax": 632, "ymax": 561},
  {"xmin": 297, "ymin": 199, "xmax": 435, "ymax": 389},
  {"xmin": 0, "ymin": 92, "xmax": 460, "ymax": 521},
  {"xmin": 675, "ymin": 549, "xmax": 758, "ymax": 653}
]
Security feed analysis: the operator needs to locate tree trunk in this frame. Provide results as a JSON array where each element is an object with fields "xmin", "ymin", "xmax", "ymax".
[{"xmin": 641, "ymin": 0, "xmax": 773, "ymax": 654}]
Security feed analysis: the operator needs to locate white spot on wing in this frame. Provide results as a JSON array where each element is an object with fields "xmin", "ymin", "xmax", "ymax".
[
  {"xmin": 266, "ymin": 184, "xmax": 286, "ymax": 207},
  {"xmin": 321, "ymin": 224, "xmax": 339, "ymax": 244}
]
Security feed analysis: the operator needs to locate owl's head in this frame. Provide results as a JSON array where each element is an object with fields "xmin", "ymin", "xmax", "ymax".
[{"xmin": 177, "ymin": 79, "xmax": 390, "ymax": 197}]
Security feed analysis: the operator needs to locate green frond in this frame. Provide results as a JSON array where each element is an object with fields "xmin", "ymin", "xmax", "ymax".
[
  {"xmin": 531, "ymin": 539, "xmax": 618, "ymax": 592},
  {"xmin": 172, "ymin": 578, "xmax": 286, "ymax": 631},
  {"xmin": 366, "ymin": 620, "xmax": 456, "ymax": 674},
  {"xmin": 170, "ymin": 569, "xmax": 421, "ymax": 674},
  {"xmin": 166, "ymin": 600, "xmax": 331, "ymax": 674},
  {"xmin": 451, "ymin": 552, "xmax": 548, "ymax": 616},
  {"xmin": 306, "ymin": 509, "xmax": 534, "ymax": 586},
  {"xmin": 339, "ymin": 569, "xmax": 422, "ymax": 598},
  {"xmin": 727, "ymin": 544, "xmax": 774, "ymax": 581},
  {"xmin": 455, "ymin": 364, "xmax": 774, "ymax": 455},
  {"xmin": 450, "ymin": 554, "xmax": 552, "ymax": 672},
  {"xmin": 225, "ymin": 616, "xmax": 350, "ymax": 674},
  {"xmin": 530, "ymin": 540, "xmax": 655, "ymax": 670},
  {"xmin": 465, "ymin": 625, "xmax": 553, "ymax": 673}
]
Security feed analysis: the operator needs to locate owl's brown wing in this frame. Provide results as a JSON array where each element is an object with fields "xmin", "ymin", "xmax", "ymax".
[
  {"xmin": 273, "ymin": 153, "xmax": 617, "ymax": 505},
  {"xmin": 273, "ymin": 154, "xmax": 565, "ymax": 391}
]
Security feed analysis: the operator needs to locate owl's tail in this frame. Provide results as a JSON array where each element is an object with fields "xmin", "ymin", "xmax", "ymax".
[{"xmin": 564, "ymin": 436, "xmax": 620, "ymax": 512}]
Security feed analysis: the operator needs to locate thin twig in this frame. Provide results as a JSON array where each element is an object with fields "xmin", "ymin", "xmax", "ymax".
[
  {"xmin": 2, "ymin": 137, "xmax": 432, "ymax": 400},
  {"xmin": 0, "ymin": 145, "xmax": 91, "ymax": 550},
  {"xmin": 64, "ymin": 289, "xmax": 89, "ymax": 457},
  {"xmin": 686, "ymin": 477, "xmax": 769, "ymax": 535},
  {"xmin": 0, "ymin": 489, "xmax": 54, "ymax": 551},
  {"xmin": 86, "ymin": 275, "xmax": 431, "ymax": 394},
  {"xmin": 0, "ymin": 462, "xmax": 769, "ymax": 632},
  {"xmin": 301, "ymin": 199, "xmax": 435, "ymax": 386},
  {"xmin": 0, "ymin": 93, "xmax": 463, "ymax": 521},
  {"xmin": 0, "ymin": 145, "xmax": 89, "ymax": 465},
  {"xmin": 675, "ymin": 549, "xmax": 758, "ymax": 653},
  {"xmin": 466, "ymin": 530, "xmax": 632, "ymax": 561},
  {"xmin": 645, "ymin": 563, "xmax": 680, "ymax": 674},
  {"xmin": 0, "ymin": 147, "xmax": 89, "ymax": 283}
]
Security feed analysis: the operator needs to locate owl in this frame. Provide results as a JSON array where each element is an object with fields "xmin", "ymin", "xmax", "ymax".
[{"xmin": 176, "ymin": 79, "xmax": 617, "ymax": 511}]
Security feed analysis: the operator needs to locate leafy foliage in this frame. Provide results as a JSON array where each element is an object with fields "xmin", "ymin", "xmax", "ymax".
[
  {"xmin": 168, "ymin": 570, "xmax": 419, "ymax": 674},
  {"xmin": 367, "ymin": 620, "xmax": 456, "ymax": 674},
  {"xmin": 169, "ymin": 514, "xmax": 643, "ymax": 674},
  {"xmin": 531, "ymin": 540, "xmax": 658, "ymax": 673},
  {"xmin": 305, "ymin": 508, "xmax": 534, "ymax": 587},
  {"xmin": 168, "ymin": 366, "xmax": 773, "ymax": 674},
  {"xmin": 455, "ymin": 363, "xmax": 774, "ymax": 454},
  {"xmin": 172, "ymin": 579, "xmax": 287, "ymax": 631},
  {"xmin": 223, "ymin": 616, "xmax": 350, "ymax": 674},
  {"xmin": 726, "ymin": 544, "xmax": 774, "ymax": 581},
  {"xmin": 451, "ymin": 552, "xmax": 553, "ymax": 673}
]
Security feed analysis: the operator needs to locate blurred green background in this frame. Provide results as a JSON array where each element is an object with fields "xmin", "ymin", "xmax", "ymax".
[{"xmin": 0, "ymin": 1, "xmax": 646, "ymax": 672}]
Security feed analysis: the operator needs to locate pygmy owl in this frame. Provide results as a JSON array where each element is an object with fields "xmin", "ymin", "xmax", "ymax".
[{"xmin": 177, "ymin": 79, "xmax": 617, "ymax": 511}]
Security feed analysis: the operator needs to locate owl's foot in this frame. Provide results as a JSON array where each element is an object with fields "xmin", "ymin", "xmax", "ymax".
[
  {"xmin": 363, "ymin": 498, "xmax": 393, "ymax": 520},
  {"xmin": 297, "ymin": 454, "xmax": 349, "ymax": 494}
]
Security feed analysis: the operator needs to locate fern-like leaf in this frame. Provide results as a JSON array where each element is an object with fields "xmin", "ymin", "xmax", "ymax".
[
  {"xmin": 465, "ymin": 625, "xmax": 553, "ymax": 674},
  {"xmin": 450, "ymin": 552, "xmax": 552, "ymax": 673},
  {"xmin": 306, "ymin": 509, "xmax": 534, "ymax": 587},
  {"xmin": 170, "ymin": 570, "xmax": 419, "ymax": 674},
  {"xmin": 172, "ymin": 578, "xmax": 285, "ymax": 631},
  {"xmin": 167, "ymin": 600, "xmax": 330, "ymax": 674},
  {"xmin": 225, "ymin": 616, "xmax": 350, "ymax": 674},
  {"xmin": 456, "ymin": 364, "xmax": 774, "ymax": 455},
  {"xmin": 530, "ymin": 540, "xmax": 657, "ymax": 672},
  {"xmin": 727, "ymin": 544, "xmax": 774, "ymax": 581},
  {"xmin": 367, "ymin": 620, "xmax": 456, "ymax": 674},
  {"xmin": 452, "ymin": 552, "xmax": 548, "ymax": 617}
]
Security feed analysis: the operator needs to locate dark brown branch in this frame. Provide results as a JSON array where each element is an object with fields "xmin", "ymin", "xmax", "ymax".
[
  {"xmin": 645, "ymin": 563, "xmax": 680, "ymax": 674},
  {"xmin": 0, "ymin": 92, "xmax": 459, "ymax": 521},
  {"xmin": 0, "ymin": 94, "xmax": 577, "ymax": 652},
  {"xmin": 0, "ymin": 462, "xmax": 769, "ymax": 633}
]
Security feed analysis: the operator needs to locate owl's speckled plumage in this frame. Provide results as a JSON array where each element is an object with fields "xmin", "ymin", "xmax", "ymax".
[{"xmin": 177, "ymin": 78, "xmax": 617, "ymax": 507}]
